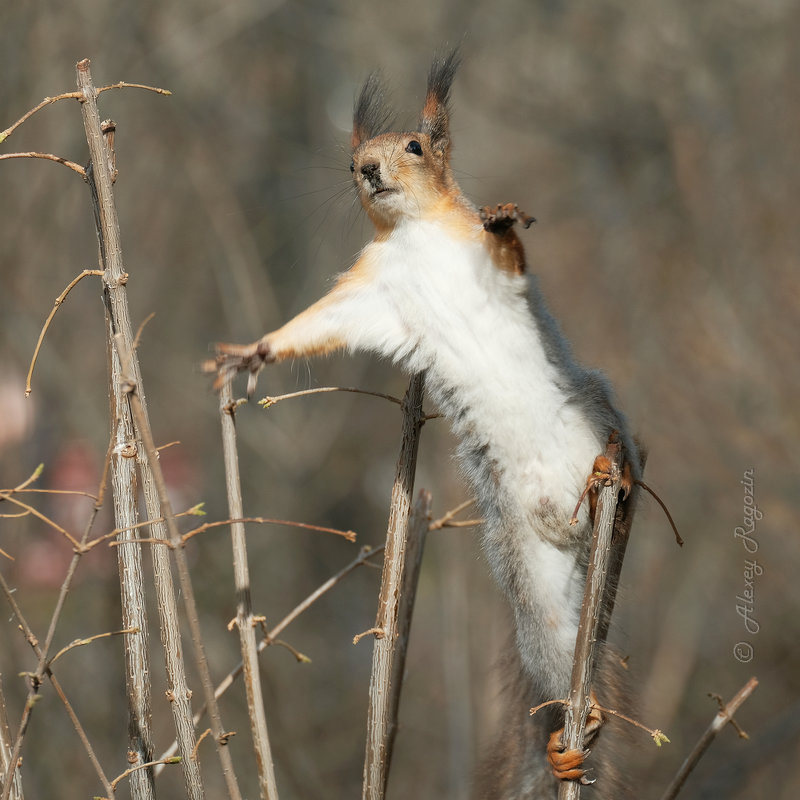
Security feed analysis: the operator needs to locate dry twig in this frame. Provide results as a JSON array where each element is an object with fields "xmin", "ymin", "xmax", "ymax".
[
  {"xmin": 78, "ymin": 57, "xmax": 158, "ymax": 799},
  {"xmin": 259, "ymin": 385, "xmax": 402, "ymax": 409},
  {"xmin": 219, "ymin": 378, "xmax": 279, "ymax": 799},
  {"xmin": 659, "ymin": 677, "xmax": 758, "ymax": 800},
  {"xmin": 559, "ymin": 438, "xmax": 624, "ymax": 800},
  {"xmin": 25, "ymin": 269, "xmax": 104, "ymax": 396},
  {"xmin": 361, "ymin": 373, "xmax": 425, "ymax": 800}
]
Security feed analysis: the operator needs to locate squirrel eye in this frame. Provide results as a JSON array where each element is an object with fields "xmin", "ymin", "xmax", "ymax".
[
  {"xmin": 350, "ymin": 160, "xmax": 355, "ymax": 173},
  {"xmin": 405, "ymin": 140, "xmax": 423, "ymax": 156}
]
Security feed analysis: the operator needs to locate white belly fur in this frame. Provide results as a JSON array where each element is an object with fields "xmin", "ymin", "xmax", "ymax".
[{"xmin": 360, "ymin": 220, "xmax": 610, "ymax": 700}]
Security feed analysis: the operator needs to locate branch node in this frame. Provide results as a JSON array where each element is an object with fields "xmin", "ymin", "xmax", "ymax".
[{"xmin": 353, "ymin": 627, "xmax": 385, "ymax": 644}]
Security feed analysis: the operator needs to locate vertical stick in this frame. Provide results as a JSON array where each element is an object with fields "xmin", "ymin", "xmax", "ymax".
[
  {"xmin": 362, "ymin": 373, "xmax": 425, "ymax": 800},
  {"xmin": 559, "ymin": 440, "xmax": 622, "ymax": 800},
  {"xmin": 218, "ymin": 380, "xmax": 280, "ymax": 799},
  {"xmin": 76, "ymin": 58, "xmax": 205, "ymax": 799},
  {"xmin": 383, "ymin": 489, "xmax": 431, "ymax": 785},
  {"xmin": 0, "ymin": 675, "xmax": 23, "ymax": 800},
  {"xmin": 116, "ymin": 335, "xmax": 243, "ymax": 800}
]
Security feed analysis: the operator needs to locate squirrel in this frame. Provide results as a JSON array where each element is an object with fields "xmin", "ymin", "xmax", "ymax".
[{"xmin": 208, "ymin": 50, "xmax": 642, "ymax": 798}]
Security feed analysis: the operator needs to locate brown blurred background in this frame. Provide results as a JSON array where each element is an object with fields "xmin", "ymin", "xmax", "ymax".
[{"xmin": 1, "ymin": 1, "xmax": 798, "ymax": 798}]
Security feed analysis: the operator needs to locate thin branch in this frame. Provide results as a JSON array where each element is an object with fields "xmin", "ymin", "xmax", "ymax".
[
  {"xmin": 0, "ymin": 151, "xmax": 86, "ymax": 176},
  {"xmin": 0, "ymin": 92, "xmax": 83, "ymax": 143},
  {"xmin": 0, "ymin": 433, "xmax": 115, "ymax": 800},
  {"xmin": 0, "ymin": 82, "xmax": 169, "ymax": 144},
  {"xmin": 12, "ymin": 465, "xmax": 44, "ymax": 492},
  {"xmin": 107, "ymin": 756, "xmax": 182, "ymax": 794},
  {"xmin": 132, "ymin": 311, "xmax": 156, "ymax": 350},
  {"xmin": 181, "ymin": 517, "xmax": 357, "ymax": 544},
  {"xmin": 14, "ymin": 488, "xmax": 99, "ymax": 500},
  {"xmin": 530, "ymin": 698, "xmax": 669, "ymax": 745},
  {"xmin": 48, "ymin": 628, "xmax": 138, "ymax": 668},
  {"xmin": 559, "ymin": 438, "xmax": 624, "ymax": 800},
  {"xmin": 25, "ymin": 269, "xmax": 104, "ymax": 396},
  {"xmin": 0, "ymin": 674, "xmax": 23, "ymax": 800},
  {"xmin": 427, "ymin": 498, "xmax": 474, "ymax": 530},
  {"xmin": 362, "ymin": 373, "xmax": 425, "ymax": 800},
  {"xmin": 96, "ymin": 81, "xmax": 172, "ymax": 97},
  {"xmin": 0, "ymin": 571, "xmax": 114, "ymax": 800},
  {"xmin": 270, "ymin": 545, "xmax": 385, "ymax": 642},
  {"xmin": 86, "ymin": 505, "xmax": 203, "ymax": 550},
  {"xmin": 219, "ymin": 377, "xmax": 279, "ymax": 799},
  {"xmin": 0, "ymin": 493, "xmax": 81, "ymax": 550},
  {"xmin": 659, "ymin": 677, "xmax": 758, "ymax": 800},
  {"xmin": 156, "ymin": 544, "xmax": 386, "ymax": 769},
  {"xmin": 115, "ymin": 329, "xmax": 241, "ymax": 800},
  {"xmin": 259, "ymin": 386, "xmax": 402, "ymax": 409}
]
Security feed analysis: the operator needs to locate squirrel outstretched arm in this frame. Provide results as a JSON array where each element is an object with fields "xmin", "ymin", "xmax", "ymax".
[{"xmin": 209, "ymin": 51, "xmax": 641, "ymax": 797}]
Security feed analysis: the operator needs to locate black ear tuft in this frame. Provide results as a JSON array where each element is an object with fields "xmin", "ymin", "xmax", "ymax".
[
  {"xmin": 419, "ymin": 48, "xmax": 461, "ymax": 153},
  {"xmin": 352, "ymin": 71, "xmax": 391, "ymax": 150}
]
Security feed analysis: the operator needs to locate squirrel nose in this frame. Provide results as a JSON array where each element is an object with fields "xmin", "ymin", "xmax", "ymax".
[{"xmin": 360, "ymin": 162, "xmax": 380, "ymax": 180}]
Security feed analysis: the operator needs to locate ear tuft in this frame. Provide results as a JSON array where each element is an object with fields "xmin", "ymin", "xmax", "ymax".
[
  {"xmin": 352, "ymin": 72, "xmax": 391, "ymax": 150},
  {"xmin": 419, "ymin": 48, "xmax": 461, "ymax": 154}
]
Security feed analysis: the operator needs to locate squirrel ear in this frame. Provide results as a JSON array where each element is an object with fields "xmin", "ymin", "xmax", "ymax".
[
  {"xmin": 352, "ymin": 72, "xmax": 391, "ymax": 150},
  {"xmin": 419, "ymin": 48, "xmax": 461, "ymax": 155}
]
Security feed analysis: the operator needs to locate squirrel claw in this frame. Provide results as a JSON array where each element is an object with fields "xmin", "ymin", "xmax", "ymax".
[
  {"xmin": 203, "ymin": 339, "xmax": 274, "ymax": 395},
  {"xmin": 480, "ymin": 203, "xmax": 536, "ymax": 233},
  {"xmin": 546, "ymin": 694, "xmax": 604, "ymax": 782}
]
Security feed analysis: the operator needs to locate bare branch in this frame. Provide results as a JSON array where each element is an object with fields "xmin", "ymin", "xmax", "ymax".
[
  {"xmin": 0, "ymin": 436, "xmax": 113, "ymax": 800},
  {"xmin": 0, "ymin": 81, "xmax": 168, "ymax": 145},
  {"xmin": 559, "ymin": 439, "xmax": 624, "ymax": 800},
  {"xmin": 25, "ymin": 269, "xmax": 104, "ymax": 396},
  {"xmin": 0, "ymin": 92, "xmax": 83, "ymax": 144},
  {"xmin": 362, "ymin": 373, "xmax": 425, "ymax": 800},
  {"xmin": 182, "ymin": 516, "xmax": 356, "ymax": 544},
  {"xmin": 132, "ymin": 311, "xmax": 156, "ymax": 350},
  {"xmin": 0, "ymin": 493, "xmax": 81, "ymax": 550},
  {"xmin": 157, "ymin": 544, "xmax": 386, "ymax": 769},
  {"xmin": 0, "ymin": 674, "xmax": 24, "ymax": 800},
  {"xmin": 219, "ymin": 377, "xmax": 279, "ymax": 799},
  {"xmin": 96, "ymin": 81, "xmax": 172, "ymax": 97},
  {"xmin": 259, "ymin": 385, "xmax": 403, "ymax": 409},
  {"xmin": 107, "ymin": 756, "xmax": 182, "ymax": 795},
  {"xmin": 0, "ymin": 571, "xmax": 114, "ymax": 800},
  {"xmin": 659, "ymin": 677, "xmax": 758, "ymax": 800},
  {"xmin": 0, "ymin": 152, "xmax": 86, "ymax": 176},
  {"xmin": 115, "ymin": 327, "xmax": 241, "ymax": 800},
  {"xmin": 78, "ymin": 56, "xmax": 158, "ymax": 799},
  {"xmin": 48, "ymin": 628, "xmax": 138, "ymax": 668}
]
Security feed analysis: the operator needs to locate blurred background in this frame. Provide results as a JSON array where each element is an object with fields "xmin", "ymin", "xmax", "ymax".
[{"xmin": 1, "ymin": 1, "xmax": 797, "ymax": 798}]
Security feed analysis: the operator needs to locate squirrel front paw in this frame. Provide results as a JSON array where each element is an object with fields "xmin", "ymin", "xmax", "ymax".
[
  {"xmin": 203, "ymin": 337, "xmax": 274, "ymax": 396},
  {"xmin": 479, "ymin": 203, "xmax": 536, "ymax": 233},
  {"xmin": 546, "ymin": 699, "xmax": 604, "ymax": 784}
]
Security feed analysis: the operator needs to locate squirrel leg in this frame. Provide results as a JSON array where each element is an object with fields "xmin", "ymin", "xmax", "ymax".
[
  {"xmin": 546, "ymin": 693, "xmax": 604, "ymax": 783},
  {"xmin": 586, "ymin": 451, "xmax": 634, "ymax": 524},
  {"xmin": 479, "ymin": 202, "xmax": 536, "ymax": 233}
]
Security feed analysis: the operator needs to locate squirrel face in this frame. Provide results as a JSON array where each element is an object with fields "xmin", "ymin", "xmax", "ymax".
[
  {"xmin": 350, "ymin": 51, "xmax": 461, "ymax": 232},
  {"xmin": 351, "ymin": 131, "xmax": 453, "ymax": 227}
]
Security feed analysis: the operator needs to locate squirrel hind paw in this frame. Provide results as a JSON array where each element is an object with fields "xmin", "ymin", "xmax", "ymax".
[
  {"xmin": 546, "ymin": 732, "xmax": 587, "ymax": 782},
  {"xmin": 546, "ymin": 700, "xmax": 604, "ymax": 783},
  {"xmin": 480, "ymin": 203, "xmax": 536, "ymax": 233}
]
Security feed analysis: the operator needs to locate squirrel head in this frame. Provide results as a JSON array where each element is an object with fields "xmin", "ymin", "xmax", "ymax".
[{"xmin": 350, "ymin": 50, "xmax": 462, "ymax": 230}]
